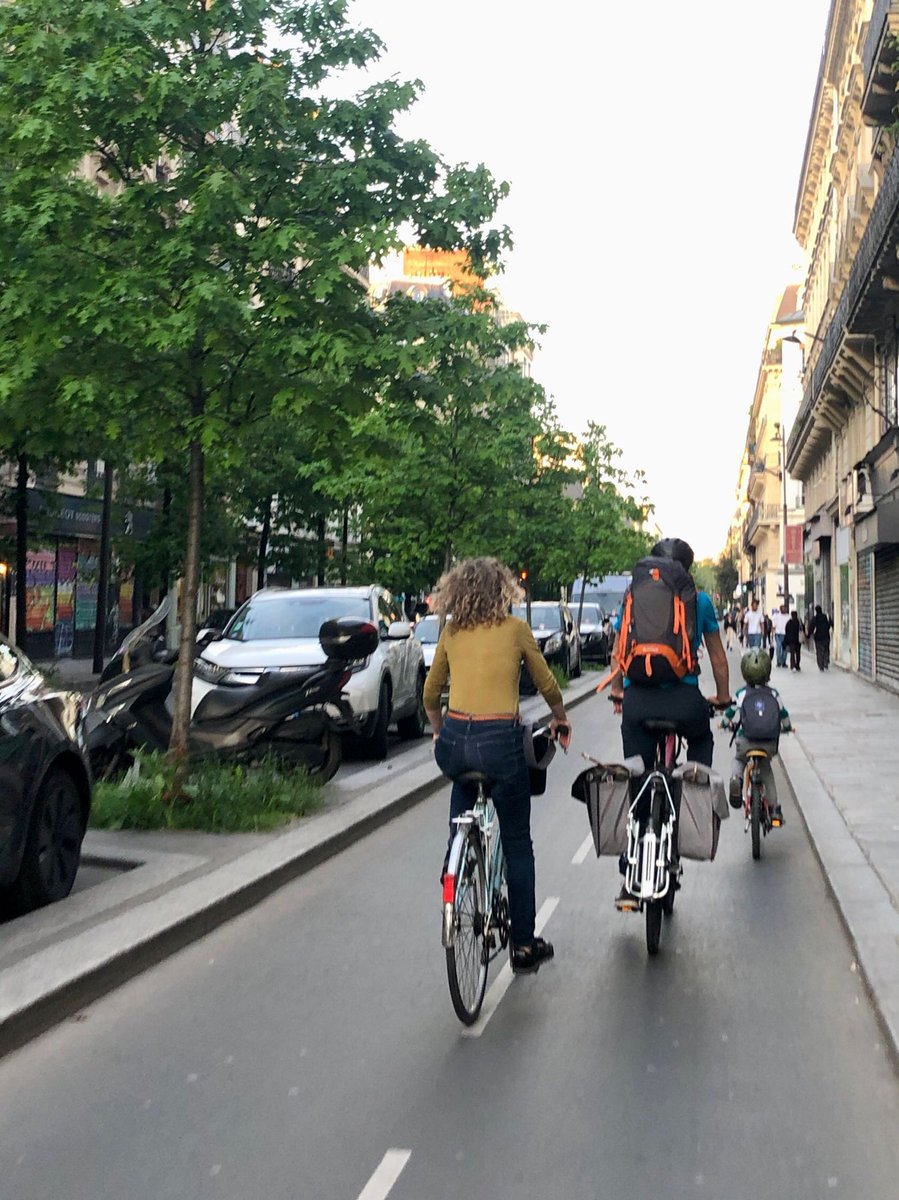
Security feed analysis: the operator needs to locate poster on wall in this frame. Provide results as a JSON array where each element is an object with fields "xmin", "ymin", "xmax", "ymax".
[
  {"xmin": 75, "ymin": 540, "xmax": 99, "ymax": 632},
  {"xmin": 55, "ymin": 542, "xmax": 76, "ymax": 656},
  {"xmin": 25, "ymin": 549, "xmax": 55, "ymax": 632}
]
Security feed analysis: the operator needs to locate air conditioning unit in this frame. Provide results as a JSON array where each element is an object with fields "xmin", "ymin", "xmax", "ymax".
[{"xmin": 853, "ymin": 465, "xmax": 874, "ymax": 516}]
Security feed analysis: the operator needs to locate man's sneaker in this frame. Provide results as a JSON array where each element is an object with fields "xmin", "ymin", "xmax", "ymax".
[
  {"xmin": 728, "ymin": 776, "xmax": 743, "ymax": 809},
  {"xmin": 770, "ymin": 806, "xmax": 785, "ymax": 828},
  {"xmin": 511, "ymin": 937, "xmax": 554, "ymax": 975},
  {"xmin": 614, "ymin": 885, "xmax": 640, "ymax": 912}
]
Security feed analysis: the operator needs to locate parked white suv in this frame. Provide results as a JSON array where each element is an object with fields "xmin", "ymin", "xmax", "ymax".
[{"xmin": 193, "ymin": 586, "xmax": 426, "ymax": 759}]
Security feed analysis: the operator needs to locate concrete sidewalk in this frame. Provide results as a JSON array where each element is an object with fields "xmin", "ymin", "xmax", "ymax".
[{"xmin": 774, "ymin": 656, "xmax": 899, "ymax": 1062}]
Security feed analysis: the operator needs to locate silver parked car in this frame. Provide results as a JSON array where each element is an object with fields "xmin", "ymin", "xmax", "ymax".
[{"xmin": 193, "ymin": 586, "xmax": 426, "ymax": 760}]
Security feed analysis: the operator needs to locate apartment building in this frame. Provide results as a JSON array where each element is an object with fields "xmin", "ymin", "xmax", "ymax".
[
  {"xmin": 787, "ymin": 0, "xmax": 899, "ymax": 689},
  {"xmin": 731, "ymin": 286, "xmax": 807, "ymax": 616}
]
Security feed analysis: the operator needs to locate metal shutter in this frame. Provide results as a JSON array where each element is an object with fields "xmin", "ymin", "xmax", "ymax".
[
  {"xmin": 875, "ymin": 547, "xmax": 899, "ymax": 689},
  {"xmin": 858, "ymin": 551, "xmax": 874, "ymax": 677}
]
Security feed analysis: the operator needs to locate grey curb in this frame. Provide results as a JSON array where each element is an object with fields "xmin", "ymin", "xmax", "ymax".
[
  {"xmin": 779, "ymin": 733, "xmax": 899, "ymax": 1067},
  {"xmin": 0, "ymin": 675, "xmax": 598, "ymax": 1059}
]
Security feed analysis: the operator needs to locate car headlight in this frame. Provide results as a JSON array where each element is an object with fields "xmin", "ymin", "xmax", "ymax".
[
  {"xmin": 348, "ymin": 656, "xmax": 371, "ymax": 675},
  {"xmin": 544, "ymin": 633, "xmax": 562, "ymax": 653},
  {"xmin": 194, "ymin": 658, "xmax": 262, "ymax": 687}
]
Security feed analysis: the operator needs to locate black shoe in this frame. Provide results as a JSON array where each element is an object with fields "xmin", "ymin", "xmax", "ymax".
[
  {"xmin": 511, "ymin": 937, "xmax": 554, "ymax": 975},
  {"xmin": 770, "ymin": 806, "xmax": 785, "ymax": 828},
  {"xmin": 728, "ymin": 776, "xmax": 743, "ymax": 809}
]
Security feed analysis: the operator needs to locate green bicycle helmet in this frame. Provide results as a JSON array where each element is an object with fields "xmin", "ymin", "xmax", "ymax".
[{"xmin": 740, "ymin": 647, "xmax": 772, "ymax": 685}]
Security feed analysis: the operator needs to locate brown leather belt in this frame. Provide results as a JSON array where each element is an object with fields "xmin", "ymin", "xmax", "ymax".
[{"xmin": 446, "ymin": 710, "xmax": 520, "ymax": 722}]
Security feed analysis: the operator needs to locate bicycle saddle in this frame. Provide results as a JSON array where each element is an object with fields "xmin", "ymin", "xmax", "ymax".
[
  {"xmin": 456, "ymin": 770, "xmax": 493, "ymax": 785},
  {"xmin": 643, "ymin": 719, "xmax": 678, "ymax": 733}
]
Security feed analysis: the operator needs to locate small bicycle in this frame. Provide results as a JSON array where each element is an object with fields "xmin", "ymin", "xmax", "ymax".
[{"xmin": 742, "ymin": 748, "xmax": 782, "ymax": 861}]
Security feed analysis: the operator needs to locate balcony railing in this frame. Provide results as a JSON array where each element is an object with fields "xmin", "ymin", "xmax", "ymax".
[
  {"xmin": 862, "ymin": 0, "xmax": 899, "ymax": 123},
  {"xmin": 742, "ymin": 502, "xmax": 782, "ymax": 548}
]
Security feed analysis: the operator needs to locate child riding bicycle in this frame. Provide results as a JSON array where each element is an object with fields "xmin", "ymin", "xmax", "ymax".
[{"xmin": 721, "ymin": 647, "xmax": 792, "ymax": 826}]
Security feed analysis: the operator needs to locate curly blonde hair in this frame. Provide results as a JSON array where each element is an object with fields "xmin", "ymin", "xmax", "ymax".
[{"xmin": 431, "ymin": 557, "xmax": 523, "ymax": 631}]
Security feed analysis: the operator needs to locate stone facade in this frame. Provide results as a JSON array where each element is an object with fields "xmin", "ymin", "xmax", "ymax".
[{"xmin": 787, "ymin": 0, "xmax": 899, "ymax": 690}]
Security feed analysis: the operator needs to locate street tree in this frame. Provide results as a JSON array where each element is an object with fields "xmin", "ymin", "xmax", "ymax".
[
  {"xmin": 568, "ymin": 423, "xmax": 653, "ymax": 625},
  {"xmin": 345, "ymin": 291, "xmax": 552, "ymax": 591},
  {"xmin": 0, "ymin": 0, "xmax": 510, "ymax": 761}
]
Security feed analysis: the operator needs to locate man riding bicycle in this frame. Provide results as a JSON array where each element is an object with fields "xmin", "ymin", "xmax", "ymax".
[{"xmin": 606, "ymin": 537, "xmax": 731, "ymax": 908}]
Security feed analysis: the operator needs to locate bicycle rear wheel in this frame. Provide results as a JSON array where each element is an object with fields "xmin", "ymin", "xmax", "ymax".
[
  {"xmin": 750, "ymin": 777, "xmax": 762, "ymax": 861},
  {"xmin": 646, "ymin": 900, "xmax": 663, "ymax": 955},
  {"xmin": 446, "ymin": 828, "xmax": 488, "ymax": 1024}
]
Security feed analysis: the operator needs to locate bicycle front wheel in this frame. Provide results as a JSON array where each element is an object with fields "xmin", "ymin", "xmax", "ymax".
[
  {"xmin": 750, "ymin": 777, "xmax": 762, "ymax": 861},
  {"xmin": 446, "ymin": 828, "xmax": 488, "ymax": 1025}
]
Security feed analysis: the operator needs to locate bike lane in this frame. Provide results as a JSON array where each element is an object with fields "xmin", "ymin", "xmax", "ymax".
[{"xmin": 0, "ymin": 680, "xmax": 897, "ymax": 1199}]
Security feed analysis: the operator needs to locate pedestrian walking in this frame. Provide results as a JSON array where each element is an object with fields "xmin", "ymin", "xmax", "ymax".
[
  {"xmin": 784, "ymin": 609, "xmax": 803, "ymax": 671},
  {"xmin": 809, "ymin": 604, "xmax": 833, "ymax": 671},
  {"xmin": 743, "ymin": 598, "xmax": 764, "ymax": 648},
  {"xmin": 724, "ymin": 608, "xmax": 737, "ymax": 652},
  {"xmin": 772, "ymin": 603, "xmax": 790, "ymax": 667}
]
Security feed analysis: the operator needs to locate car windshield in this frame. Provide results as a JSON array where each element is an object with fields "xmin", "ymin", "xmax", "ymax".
[
  {"xmin": 513, "ymin": 603, "xmax": 562, "ymax": 632},
  {"xmin": 225, "ymin": 594, "xmax": 372, "ymax": 642},
  {"xmin": 414, "ymin": 616, "xmax": 441, "ymax": 644},
  {"xmin": 577, "ymin": 605, "xmax": 603, "ymax": 625}
]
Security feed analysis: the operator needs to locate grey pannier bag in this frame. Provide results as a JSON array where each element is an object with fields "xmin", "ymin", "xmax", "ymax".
[
  {"xmin": 571, "ymin": 763, "xmax": 632, "ymax": 857},
  {"xmin": 672, "ymin": 761, "xmax": 730, "ymax": 860}
]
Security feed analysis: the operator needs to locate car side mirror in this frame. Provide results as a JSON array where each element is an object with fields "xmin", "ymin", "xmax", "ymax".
[
  {"xmin": 387, "ymin": 620, "xmax": 412, "ymax": 640},
  {"xmin": 196, "ymin": 628, "xmax": 222, "ymax": 646}
]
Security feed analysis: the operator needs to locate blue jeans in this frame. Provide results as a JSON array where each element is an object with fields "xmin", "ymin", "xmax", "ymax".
[
  {"xmin": 775, "ymin": 633, "xmax": 786, "ymax": 666},
  {"xmin": 434, "ymin": 716, "xmax": 535, "ymax": 946},
  {"xmin": 747, "ymin": 633, "xmax": 762, "ymax": 648}
]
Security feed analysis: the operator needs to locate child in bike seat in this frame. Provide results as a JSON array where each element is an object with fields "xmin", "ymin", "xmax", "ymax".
[{"xmin": 722, "ymin": 647, "xmax": 792, "ymax": 826}]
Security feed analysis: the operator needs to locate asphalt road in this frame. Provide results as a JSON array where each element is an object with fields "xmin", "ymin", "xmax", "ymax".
[{"xmin": 1, "ymin": 684, "xmax": 898, "ymax": 1200}]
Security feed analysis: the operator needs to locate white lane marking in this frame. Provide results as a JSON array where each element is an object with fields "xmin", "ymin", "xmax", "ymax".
[
  {"xmin": 462, "ymin": 896, "xmax": 559, "ymax": 1038},
  {"xmin": 571, "ymin": 833, "xmax": 593, "ymax": 865},
  {"xmin": 357, "ymin": 1149, "xmax": 411, "ymax": 1200}
]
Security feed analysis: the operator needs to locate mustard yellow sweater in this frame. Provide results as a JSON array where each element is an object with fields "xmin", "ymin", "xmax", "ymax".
[{"xmin": 423, "ymin": 616, "xmax": 563, "ymax": 715}]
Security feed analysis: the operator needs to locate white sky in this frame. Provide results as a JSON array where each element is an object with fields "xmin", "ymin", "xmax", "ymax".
[{"xmin": 344, "ymin": 0, "xmax": 832, "ymax": 559}]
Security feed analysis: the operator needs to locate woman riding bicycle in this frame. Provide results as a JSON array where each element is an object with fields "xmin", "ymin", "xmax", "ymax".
[{"xmin": 424, "ymin": 557, "xmax": 571, "ymax": 975}]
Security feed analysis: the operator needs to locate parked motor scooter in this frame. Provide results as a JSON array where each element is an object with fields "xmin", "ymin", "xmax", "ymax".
[
  {"xmin": 84, "ymin": 617, "xmax": 378, "ymax": 783},
  {"xmin": 99, "ymin": 596, "xmax": 176, "ymax": 683}
]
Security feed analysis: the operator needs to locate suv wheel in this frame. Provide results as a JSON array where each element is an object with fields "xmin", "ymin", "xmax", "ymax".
[
  {"xmin": 364, "ymin": 680, "xmax": 392, "ymax": 760},
  {"xmin": 397, "ymin": 671, "xmax": 427, "ymax": 739}
]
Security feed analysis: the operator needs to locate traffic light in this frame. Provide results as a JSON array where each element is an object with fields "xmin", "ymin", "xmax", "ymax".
[{"xmin": 519, "ymin": 569, "xmax": 528, "ymax": 584}]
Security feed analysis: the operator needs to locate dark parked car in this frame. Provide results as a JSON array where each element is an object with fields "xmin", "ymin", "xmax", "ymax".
[
  {"xmin": 513, "ymin": 600, "xmax": 582, "ymax": 691},
  {"xmin": 575, "ymin": 602, "xmax": 612, "ymax": 663},
  {"xmin": 0, "ymin": 637, "xmax": 92, "ymax": 917}
]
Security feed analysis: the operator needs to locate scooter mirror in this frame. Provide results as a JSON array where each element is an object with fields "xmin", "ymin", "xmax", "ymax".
[{"xmin": 319, "ymin": 618, "xmax": 379, "ymax": 661}]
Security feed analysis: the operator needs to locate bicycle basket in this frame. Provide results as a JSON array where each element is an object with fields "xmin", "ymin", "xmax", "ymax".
[
  {"xmin": 572, "ymin": 763, "xmax": 631, "ymax": 856},
  {"xmin": 671, "ymin": 761, "xmax": 729, "ymax": 860}
]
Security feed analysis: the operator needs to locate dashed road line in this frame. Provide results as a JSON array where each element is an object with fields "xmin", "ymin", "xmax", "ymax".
[
  {"xmin": 461, "ymin": 896, "xmax": 559, "ymax": 1038},
  {"xmin": 571, "ymin": 833, "xmax": 593, "ymax": 865},
  {"xmin": 356, "ymin": 1149, "xmax": 411, "ymax": 1200}
]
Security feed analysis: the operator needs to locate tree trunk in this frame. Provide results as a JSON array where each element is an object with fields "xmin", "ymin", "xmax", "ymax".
[
  {"xmin": 576, "ymin": 558, "xmax": 589, "ymax": 628},
  {"xmin": 169, "ymin": 438, "xmax": 204, "ymax": 765},
  {"xmin": 340, "ymin": 507, "xmax": 349, "ymax": 586},
  {"xmin": 14, "ymin": 453, "xmax": 28, "ymax": 651},
  {"xmin": 92, "ymin": 462, "xmax": 114, "ymax": 674},
  {"xmin": 256, "ymin": 495, "xmax": 271, "ymax": 591}
]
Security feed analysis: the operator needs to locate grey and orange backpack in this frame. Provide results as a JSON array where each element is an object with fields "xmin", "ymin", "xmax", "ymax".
[{"xmin": 617, "ymin": 556, "xmax": 698, "ymax": 685}]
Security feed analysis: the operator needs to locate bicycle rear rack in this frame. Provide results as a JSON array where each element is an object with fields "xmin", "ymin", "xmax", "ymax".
[{"xmin": 624, "ymin": 770, "xmax": 676, "ymax": 902}]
